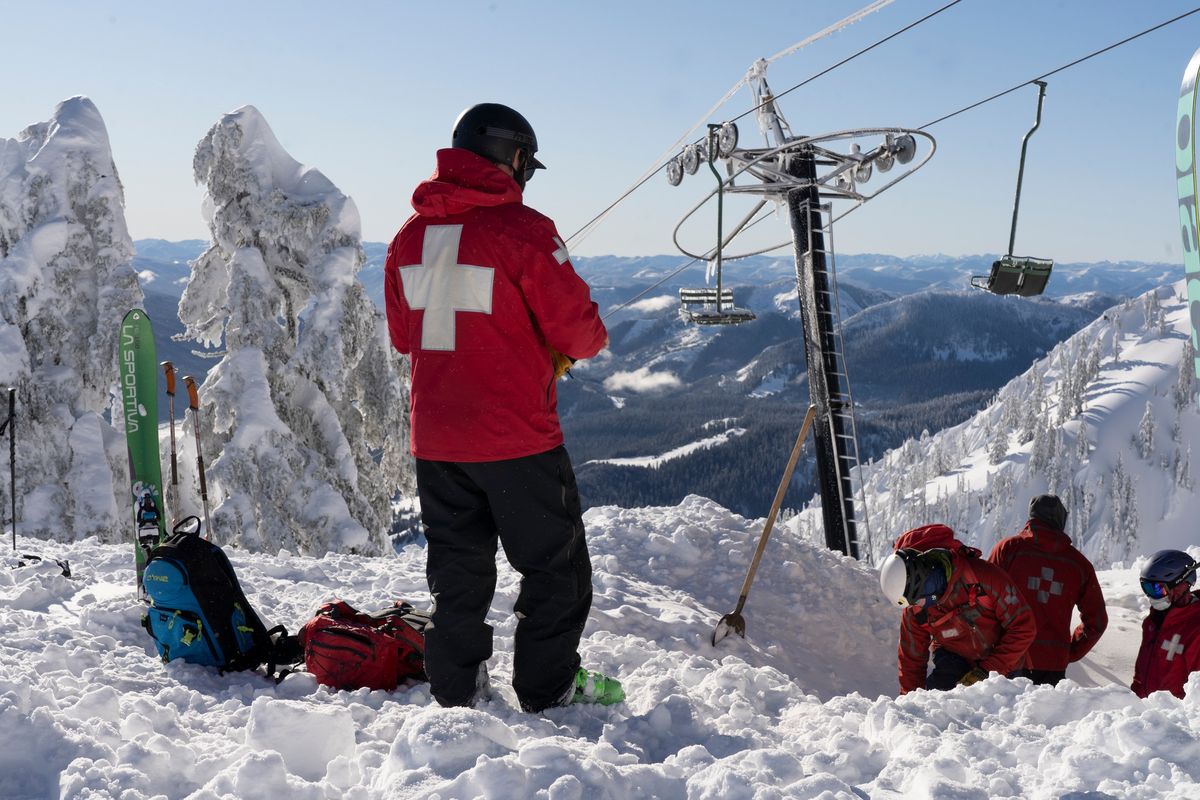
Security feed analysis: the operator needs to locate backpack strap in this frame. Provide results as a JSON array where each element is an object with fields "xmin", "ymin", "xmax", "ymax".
[
  {"xmin": 957, "ymin": 561, "xmax": 995, "ymax": 611},
  {"xmin": 262, "ymin": 624, "xmax": 304, "ymax": 683}
]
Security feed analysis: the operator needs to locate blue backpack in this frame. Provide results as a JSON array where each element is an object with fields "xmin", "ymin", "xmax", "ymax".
[{"xmin": 141, "ymin": 517, "xmax": 298, "ymax": 674}]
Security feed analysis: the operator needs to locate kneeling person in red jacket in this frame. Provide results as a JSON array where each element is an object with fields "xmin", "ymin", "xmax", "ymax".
[
  {"xmin": 880, "ymin": 536, "xmax": 1036, "ymax": 693},
  {"xmin": 1132, "ymin": 550, "xmax": 1200, "ymax": 699},
  {"xmin": 988, "ymin": 494, "xmax": 1108, "ymax": 686}
]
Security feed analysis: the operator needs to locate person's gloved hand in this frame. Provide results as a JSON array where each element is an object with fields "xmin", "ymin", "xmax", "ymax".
[
  {"xmin": 958, "ymin": 666, "xmax": 989, "ymax": 687},
  {"xmin": 549, "ymin": 347, "xmax": 576, "ymax": 380}
]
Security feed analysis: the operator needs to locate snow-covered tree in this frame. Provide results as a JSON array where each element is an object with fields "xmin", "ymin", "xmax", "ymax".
[
  {"xmin": 1134, "ymin": 402, "xmax": 1156, "ymax": 460},
  {"xmin": 0, "ymin": 97, "xmax": 141, "ymax": 541},
  {"xmin": 179, "ymin": 106, "xmax": 414, "ymax": 555},
  {"xmin": 1175, "ymin": 337, "xmax": 1196, "ymax": 412}
]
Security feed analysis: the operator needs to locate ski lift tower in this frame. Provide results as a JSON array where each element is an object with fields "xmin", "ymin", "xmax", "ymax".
[{"xmin": 667, "ymin": 58, "xmax": 935, "ymax": 560}]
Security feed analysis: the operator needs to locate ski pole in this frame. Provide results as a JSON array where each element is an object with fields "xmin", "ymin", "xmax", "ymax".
[
  {"xmin": 183, "ymin": 376, "xmax": 211, "ymax": 539},
  {"xmin": 3, "ymin": 388, "xmax": 14, "ymax": 553},
  {"xmin": 161, "ymin": 362, "xmax": 178, "ymax": 525}
]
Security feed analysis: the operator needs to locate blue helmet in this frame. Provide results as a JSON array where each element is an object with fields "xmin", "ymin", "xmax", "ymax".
[{"xmin": 1141, "ymin": 550, "xmax": 1198, "ymax": 586}]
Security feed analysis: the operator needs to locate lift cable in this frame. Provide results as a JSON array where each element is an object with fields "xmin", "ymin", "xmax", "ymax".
[
  {"xmin": 920, "ymin": 6, "xmax": 1200, "ymax": 129},
  {"xmin": 564, "ymin": 0, "xmax": 952, "ymax": 248}
]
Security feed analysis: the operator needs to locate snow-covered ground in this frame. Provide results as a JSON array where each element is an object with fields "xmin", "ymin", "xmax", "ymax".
[{"xmin": 4, "ymin": 496, "xmax": 1198, "ymax": 799}]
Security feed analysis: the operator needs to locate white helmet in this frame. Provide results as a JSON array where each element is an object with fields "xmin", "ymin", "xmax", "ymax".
[
  {"xmin": 879, "ymin": 548, "xmax": 947, "ymax": 608},
  {"xmin": 879, "ymin": 551, "xmax": 914, "ymax": 607}
]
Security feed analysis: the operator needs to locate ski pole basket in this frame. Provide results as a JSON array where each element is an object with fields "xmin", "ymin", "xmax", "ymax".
[
  {"xmin": 970, "ymin": 255, "xmax": 1053, "ymax": 297},
  {"xmin": 679, "ymin": 287, "xmax": 756, "ymax": 325}
]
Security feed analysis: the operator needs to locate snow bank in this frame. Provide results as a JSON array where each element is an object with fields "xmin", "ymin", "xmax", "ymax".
[{"xmin": 3, "ymin": 497, "xmax": 1198, "ymax": 798}]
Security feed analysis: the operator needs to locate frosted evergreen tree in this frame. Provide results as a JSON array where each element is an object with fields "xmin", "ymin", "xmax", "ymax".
[
  {"xmin": 1018, "ymin": 366, "xmax": 1046, "ymax": 444},
  {"xmin": 179, "ymin": 106, "xmax": 414, "ymax": 555},
  {"xmin": 1175, "ymin": 445, "xmax": 1193, "ymax": 491},
  {"xmin": 1174, "ymin": 337, "xmax": 1196, "ymax": 412},
  {"xmin": 0, "ymin": 97, "xmax": 142, "ymax": 541},
  {"xmin": 1134, "ymin": 402, "xmax": 1155, "ymax": 460},
  {"xmin": 987, "ymin": 422, "xmax": 1009, "ymax": 465},
  {"xmin": 1102, "ymin": 454, "xmax": 1137, "ymax": 562}
]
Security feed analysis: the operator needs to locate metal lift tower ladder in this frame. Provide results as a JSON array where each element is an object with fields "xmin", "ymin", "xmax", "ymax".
[{"xmin": 787, "ymin": 181, "xmax": 868, "ymax": 558}]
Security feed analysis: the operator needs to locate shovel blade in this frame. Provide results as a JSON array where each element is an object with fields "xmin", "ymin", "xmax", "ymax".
[{"xmin": 710, "ymin": 612, "xmax": 746, "ymax": 646}]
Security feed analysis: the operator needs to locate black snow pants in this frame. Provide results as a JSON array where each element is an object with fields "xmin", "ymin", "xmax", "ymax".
[
  {"xmin": 416, "ymin": 446, "xmax": 593, "ymax": 712},
  {"xmin": 926, "ymin": 648, "xmax": 974, "ymax": 690}
]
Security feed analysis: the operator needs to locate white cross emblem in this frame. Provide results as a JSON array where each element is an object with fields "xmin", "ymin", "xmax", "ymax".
[
  {"xmin": 551, "ymin": 236, "xmax": 570, "ymax": 265},
  {"xmin": 1003, "ymin": 588, "xmax": 1019, "ymax": 606},
  {"xmin": 1027, "ymin": 567, "xmax": 1063, "ymax": 604},
  {"xmin": 399, "ymin": 225, "xmax": 494, "ymax": 351},
  {"xmin": 1162, "ymin": 634, "xmax": 1185, "ymax": 661}
]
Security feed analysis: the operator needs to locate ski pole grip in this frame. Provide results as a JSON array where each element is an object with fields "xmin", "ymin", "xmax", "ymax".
[
  {"xmin": 183, "ymin": 376, "xmax": 200, "ymax": 410},
  {"xmin": 161, "ymin": 361, "xmax": 176, "ymax": 396}
]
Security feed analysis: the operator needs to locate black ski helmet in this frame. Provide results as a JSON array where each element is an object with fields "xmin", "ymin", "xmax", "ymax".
[
  {"xmin": 1141, "ymin": 550, "xmax": 1198, "ymax": 588},
  {"xmin": 1029, "ymin": 494, "xmax": 1068, "ymax": 531},
  {"xmin": 451, "ymin": 103, "xmax": 546, "ymax": 181}
]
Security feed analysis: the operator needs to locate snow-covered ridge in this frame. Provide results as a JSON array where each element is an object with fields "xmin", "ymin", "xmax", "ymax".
[
  {"xmin": 792, "ymin": 282, "xmax": 1199, "ymax": 565},
  {"xmin": 585, "ymin": 427, "xmax": 746, "ymax": 468}
]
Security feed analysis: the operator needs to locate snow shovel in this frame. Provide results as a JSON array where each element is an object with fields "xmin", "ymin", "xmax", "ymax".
[{"xmin": 711, "ymin": 404, "xmax": 816, "ymax": 646}]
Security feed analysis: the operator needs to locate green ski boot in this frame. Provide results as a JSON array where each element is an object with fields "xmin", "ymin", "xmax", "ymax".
[{"xmin": 568, "ymin": 668, "xmax": 625, "ymax": 706}]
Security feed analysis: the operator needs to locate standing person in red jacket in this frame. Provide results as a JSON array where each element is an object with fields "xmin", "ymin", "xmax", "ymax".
[
  {"xmin": 880, "ymin": 524, "xmax": 1036, "ymax": 693},
  {"xmin": 1132, "ymin": 550, "xmax": 1200, "ymax": 698},
  {"xmin": 988, "ymin": 494, "xmax": 1108, "ymax": 686},
  {"xmin": 385, "ymin": 103, "xmax": 621, "ymax": 712}
]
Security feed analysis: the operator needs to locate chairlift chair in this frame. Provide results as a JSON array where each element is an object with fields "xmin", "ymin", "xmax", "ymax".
[
  {"xmin": 679, "ymin": 286, "xmax": 756, "ymax": 325},
  {"xmin": 971, "ymin": 81, "xmax": 1054, "ymax": 298},
  {"xmin": 679, "ymin": 124, "xmax": 756, "ymax": 326}
]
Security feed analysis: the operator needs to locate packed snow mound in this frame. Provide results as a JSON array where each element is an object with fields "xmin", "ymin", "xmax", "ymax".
[
  {"xmin": 3, "ymin": 498, "xmax": 1197, "ymax": 798},
  {"xmin": 0, "ymin": 96, "xmax": 142, "ymax": 542},
  {"xmin": 178, "ymin": 105, "xmax": 413, "ymax": 555},
  {"xmin": 793, "ymin": 281, "xmax": 1200, "ymax": 566}
]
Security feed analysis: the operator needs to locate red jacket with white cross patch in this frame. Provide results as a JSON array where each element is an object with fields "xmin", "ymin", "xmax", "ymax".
[
  {"xmin": 1131, "ymin": 591, "xmax": 1200, "ymax": 699},
  {"xmin": 988, "ymin": 520, "xmax": 1108, "ymax": 671},
  {"xmin": 897, "ymin": 549, "xmax": 1036, "ymax": 693},
  {"xmin": 385, "ymin": 148, "xmax": 607, "ymax": 462}
]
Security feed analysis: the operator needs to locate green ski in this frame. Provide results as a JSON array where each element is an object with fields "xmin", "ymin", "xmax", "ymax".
[
  {"xmin": 119, "ymin": 309, "xmax": 167, "ymax": 596},
  {"xmin": 1176, "ymin": 46, "xmax": 1200, "ymax": 410}
]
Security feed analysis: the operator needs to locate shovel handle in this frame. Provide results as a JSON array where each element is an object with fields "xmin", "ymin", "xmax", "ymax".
[{"xmin": 734, "ymin": 404, "xmax": 817, "ymax": 601}]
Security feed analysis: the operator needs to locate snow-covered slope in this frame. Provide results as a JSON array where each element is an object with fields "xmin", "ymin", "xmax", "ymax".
[
  {"xmin": 791, "ymin": 282, "xmax": 1199, "ymax": 566},
  {"xmin": 0, "ymin": 96, "xmax": 142, "ymax": 541},
  {"xmin": 4, "ymin": 497, "xmax": 1199, "ymax": 799}
]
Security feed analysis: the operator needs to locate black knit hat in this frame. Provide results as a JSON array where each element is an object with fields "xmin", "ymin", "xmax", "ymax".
[{"xmin": 1029, "ymin": 494, "xmax": 1068, "ymax": 530}]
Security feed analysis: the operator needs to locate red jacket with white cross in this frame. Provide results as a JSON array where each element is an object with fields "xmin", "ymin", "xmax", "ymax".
[
  {"xmin": 988, "ymin": 520, "xmax": 1108, "ymax": 671},
  {"xmin": 1131, "ymin": 591, "xmax": 1200, "ymax": 699},
  {"xmin": 897, "ymin": 549, "xmax": 1036, "ymax": 693},
  {"xmin": 385, "ymin": 148, "xmax": 607, "ymax": 462}
]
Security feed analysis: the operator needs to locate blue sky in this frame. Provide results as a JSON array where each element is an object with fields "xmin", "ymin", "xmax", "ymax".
[{"xmin": 5, "ymin": 1, "xmax": 1200, "ymax": 264}]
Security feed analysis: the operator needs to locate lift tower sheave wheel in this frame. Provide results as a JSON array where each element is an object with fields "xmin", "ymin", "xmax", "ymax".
[{"xmin": 786, "ymin": 150, "xmax": 860, "ymax": 560}]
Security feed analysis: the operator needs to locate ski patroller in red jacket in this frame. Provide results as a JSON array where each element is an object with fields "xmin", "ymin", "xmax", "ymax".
[
  {"xmin": 1132, "ymin": 591, "xmax": 1200, "ymax": 699},
  {"xmin": 385, "ymin": 148, "xmax": 607, "ymax": 462},
  {"xmin": 897, "ymin": 546, "xmax": 1037, "ymax": 694},
  {"xmin": 988, "ymin": 520, "xmax": 1108, "ymax": 672}
]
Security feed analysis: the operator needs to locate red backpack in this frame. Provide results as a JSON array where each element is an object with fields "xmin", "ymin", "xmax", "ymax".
[{"xmin": 298, "ymin": 599, "xmax": 429, "ymax": 691}]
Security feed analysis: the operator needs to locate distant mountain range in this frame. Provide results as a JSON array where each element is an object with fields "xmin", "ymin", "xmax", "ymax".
[{"xmin": 131, "ymin": 239, "xmax": 1186, "ymax": 517}]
